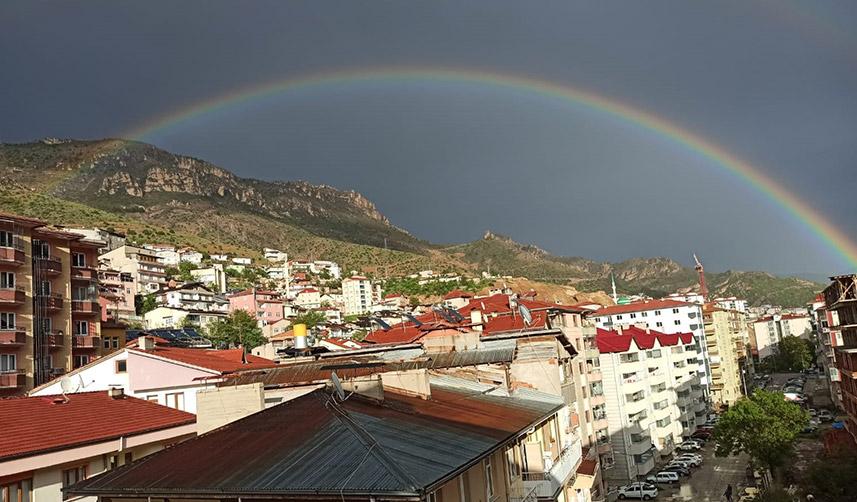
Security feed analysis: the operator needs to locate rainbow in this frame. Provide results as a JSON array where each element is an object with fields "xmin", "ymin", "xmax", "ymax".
[{"xmin": 125, "ymin": 67, "xmax": 857, "ymax": 270}]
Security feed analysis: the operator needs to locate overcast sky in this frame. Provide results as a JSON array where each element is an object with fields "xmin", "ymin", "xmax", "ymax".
[{"xmin": 2, "ymin": 1, "xmax": 856, "ymax": 275}]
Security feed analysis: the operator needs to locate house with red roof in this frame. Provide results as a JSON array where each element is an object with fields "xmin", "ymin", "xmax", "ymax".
[
  {"xmin": 30, "ymin": 337, "xmax": 276, "ymax": 413},
  {"xmin": 0, "ymin": 390, "xmax": 195, "ymax": 501},
  {"xmin": 441, "ymin": 289, "xmax": 474, "ymax": 309},
  {"xmin": 594, "ymin": 325, "xmax": 706, "ymax": 485}
]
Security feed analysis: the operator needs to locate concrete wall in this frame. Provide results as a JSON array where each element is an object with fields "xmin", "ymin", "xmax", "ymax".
[{"xmin": 196, "ymin": 383, "xmax": 265, "ymax": 434}]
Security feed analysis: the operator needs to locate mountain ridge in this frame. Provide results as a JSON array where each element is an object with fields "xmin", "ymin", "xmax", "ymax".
[{"xmin": 0, "ymin": 138, "xmax": 822, "ymax": 306}]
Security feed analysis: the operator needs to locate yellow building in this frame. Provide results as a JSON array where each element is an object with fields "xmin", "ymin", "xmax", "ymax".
[
  {"xmin": 0, "ymin": 212, "xmax": 102, "ymax": 394},
  {"xmin": 703, "ymin": 304, "xmax": 747, "ymax": 407}
]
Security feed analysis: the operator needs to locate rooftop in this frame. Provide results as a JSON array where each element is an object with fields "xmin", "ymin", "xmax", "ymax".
[
  {"xmin": 592, "ymin": 299, "xmax": 696, "ymax": 317},
  {"xmin": 595, "ymin": 326, "xmax": 694, "ymax": 354},
  {"xmin": 69, "ymin": 379, "xmax": 560, "ymax": 499},
  {"xmin": 130, "ymin": 346, "xmax": 277, "ymax": 374},
  {"xmin": 0, "ymin": 391, "xmax": 195, "ymax": 462}
]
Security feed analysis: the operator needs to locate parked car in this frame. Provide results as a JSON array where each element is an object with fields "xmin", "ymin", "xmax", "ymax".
[
  {"xmin": 618, "ymin": 482, "xmax": 659, "ymax": 500},
  {"xmin": 663, "ymin": 464, "xmax": 691, "ymax": 476},
  {"xmin": 677, "ymin": 441, "xmax": 702, "ymax": 452},
  {"xmin": 808, "ymin": 408, "xmax": 818, "ymax": 417},
  {"xmin": 685, "ymin": 438, "xmax": 706, "ymax": 447},
  {"xmin": 818, "ymin": 410, "xmax": 834, "ymax": 422},
  {"xmin": 691, "ymin": 431, "xmax": 711, "ymax": 441},
  {"xmin": 646, "ymin": 471, "xmax": 681, "ymax": 484},
  {"xmin": 673, "ymin": 455, "xmax": 702, "ymax": 467}
]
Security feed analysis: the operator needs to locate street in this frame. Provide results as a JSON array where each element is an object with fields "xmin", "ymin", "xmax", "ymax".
[{"xmin": 654, "ymin": 442, "xmax": 750, "ymax": 501}]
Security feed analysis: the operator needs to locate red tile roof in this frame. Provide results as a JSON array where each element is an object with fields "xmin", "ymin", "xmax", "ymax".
[
  {"xmin": 130, "ymin": 347, "xmax": 278, "ymax": 374},
  {"xmin": 596, "ymin": 326, "xmax": 695, "ymax": 354},
  {"xmin": 0, "ymin": 391, "xmax": 195, "ymax": 461},
  {"xmin": 443, "ymin": 289, "xmax": 474, "ymax": 300},
  {"xmin": 592, "ymin": 299, "xmax": 695, "ymax": 317}
]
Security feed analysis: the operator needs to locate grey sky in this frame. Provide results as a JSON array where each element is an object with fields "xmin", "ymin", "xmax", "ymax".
[{"xmin": 1, "ymin": 1, "xmax": 856, "ymax": 274}]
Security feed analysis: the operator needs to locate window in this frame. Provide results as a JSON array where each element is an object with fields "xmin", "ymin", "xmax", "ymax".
[
  {"xmin": 616, "ymin": 314, "xmax": 623, "ymax": 320},
  {"xmin": 0, "ymin": 354, "xmax": 16, "ymax": 372},
  {"xmin": 646, "ymin": 349, "xmax": 662, "ymax": 358},
  {"xmin": 62, "ymin": 466, "xmax": 86, "ymax": 494},
  {"xmin": 38, "ymin": 317, "xmax": 51, "ymax": 335},
  {"xmin": 73, "ymin": 355, "xmax": 89, "ymax": 369},
  {"xmin": 33, "ymin": 240, "xmax": 49, "ymax": 258},
  {"xmin": 654, "ymin": 310, "xmax": 662, "ymax": 315},
  {"xmin": 72, "ymin": 252, "xmax": 86, "ymax": 267},
  {"xmin": 672, "ymin": 308, "xmax": 680, "ymax": 314},
  {"xmin": 0, "ymin": 272, "xmax": 14, "ymax": 289},
  {"xmin": 166, "ymin": 392, "xmax": 185, "ymax": 410},
  {"xmin": 115, "ymin": 360, "xmax": 127, "ymax": 373},
  {"xmin": 112, "ymin": 337, "xmax": 119, "ymax": 349},
  {"xmin": 641, "ymin": 311, "xmax": 648, "ymax": 317},
  {"xmin": 1, "ymin": 477, "xmax": 32, "ymax": 502},
  {"xmin": 656, "ymin": 322, "xmax": 663, "ymax": 327},
  {"xmin": 103, "ymin": 337, "xmax": 111, "ymax": 349},
  {"xmin": 674, "ymin": 320, "xmax": 681, "ymax": 325},
  {"xmin": 0, "ymin": 312, "xmax": 15, "ymax": 330},
  {"xmin": 37, "ymin": 281, "xmax": 50, "ymax": 296},
  {"xmin": 484, "ymin": 458, "xmax": 495, "ymax": 499},
  {"xmin": 146, "ymin": 394, "xmax": 158, "ymax": 402},
  {"xmin": 75, "ymin": 321, "xmax": 88, "ymax": 335},
  {"xmin": 0, "ymin": 231, "xmax": 14, "ymax": 248},
  {"xmin": 630, "ymin": 313, "xmax": 637, "ymax": 319}
]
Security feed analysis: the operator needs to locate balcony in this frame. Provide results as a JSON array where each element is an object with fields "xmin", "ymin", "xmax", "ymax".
[
  {"xmin": 0, "ymin": 370, "xmax": 25, "ymax": 389},
  {"xmin": 35, "ymin": 293, "xmax": 63, "ymax": 311},
  {"xmin": 41, "ymin": 332, "xmax": 65, "ymax": 350},
  {"xmin": 35, "ymin": 255, "xmax": 63, "ymax": 275},
  {"xmin": 629, "ymin": 434, "xmax": 653, "ymax": 455},
  {"xmin": 72, "ymin": 300, "xmax": 100, "ymax": 315},
  {"xmin": 523, "ymin": 441, "xmax": 583, "ymax": 500},
  {"xmin": 0, "ymin": 286, "xmax": 26, "ymax": 306},
  {"xmin": 71, "ymin": 266, "xmax": 97, "ymax": 281},
  {"xmin": 72, "ymin": 335, "xmax": 100, "ymax": 349},
  {"xmin": 589, "ymin": 393, "xmax": 606, "ymax": 406},
  {"xmin": 0, "ymin": 328, "xmax": 26, "ymax": 347},
  {"xmin": 0, "ymin": 245, "xmax": 25, "ymax": 266},
  {"xmin": 561, "ymin": 381, "xmax": 577, "ymax": 405},
  {"xmin": 48, "ymin": 367, "xmax": 66, "ymax": 378}
]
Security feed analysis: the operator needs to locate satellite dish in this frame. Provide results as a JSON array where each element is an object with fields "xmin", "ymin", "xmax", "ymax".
[
  {"xmin": 519, "ymin": 304, "xmax": 533, "ymax": 327},
  {"xmin": 330, "ymin": 371, "xmax": 345, "ymax": 401},
  {"xmin": 60, "ymin": 376, "xmax": 74, "ymax": 393}
]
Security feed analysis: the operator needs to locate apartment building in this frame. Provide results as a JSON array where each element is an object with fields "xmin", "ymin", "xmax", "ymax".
[
  {"xmin": 228, "ymin": 288, "xmax": 285, "ymax": 325},
  {"xmin": 702, "ymin": 305, "xmax": 746, "ymax": 407},
  {"xmin": 156, "ymin": 283, "xmax": 228, "ymax": 313},
  {"xmin": 0, "ymin": 213, "xmax": 103, "ymax": 394},
  {"xmin": 144, "ymin": 306, "xmax": 226, "ymax": 330},
  {"xmin": 189, "ymin": 263, "xmax": 227, "ymax": 293},
  {"xmin": 595, "ymin": 326, "xmax": 705, "ymax": 484},
  {"xmin": 342, "ymin": 275, "xmax": 378, "ymax": 315},
  {"xmin": 144, "ymin": 243, "xmax": 180, "ymax": 266},
  {"xmin": 0, "ymin": 390, "xmax": 195, "ymax": 502},
  {"xmin": 98, "ymin": 268, "xmax": 138, "ymax": 322},
  {"xmin": 100, "ymin": 245, "xmax": 167, "ymax": 293},
  {"xmin": 823, "ymin": 275, "xmax": 857, "ymax": 444},
  {"xmin": 69, "ymin": 373, "xmax": 576, "ymax": 502},
  {"xmin": 591, "ymin": 299, "xmax": 711, "ymax": 395},
  {"xmin": 749, "ymin": 313, "xmax": 813, "ymax": 360},
  {"xmin": 813, "ymin": 301, "xmax": 843, "ymax": 408}
]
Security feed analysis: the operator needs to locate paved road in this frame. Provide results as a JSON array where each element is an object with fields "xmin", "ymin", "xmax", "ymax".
[{"xmin": 653, "ymin": 443, "xmax": 749, "ymax": 501}]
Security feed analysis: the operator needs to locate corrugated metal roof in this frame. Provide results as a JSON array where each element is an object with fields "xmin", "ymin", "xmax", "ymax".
[
  {"xmin": 69, "ymin": 383, "xmax": 561, "ymax": 499},
  {"xmin": 221, "ymin": 346, "xmax": 517, "ymax": 388}
]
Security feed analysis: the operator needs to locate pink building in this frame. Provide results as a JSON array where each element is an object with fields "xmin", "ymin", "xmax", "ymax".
[
  {"xmin": 98, "ymin": 268, "xmax": 137, "ymax": 322},
  {"xmin": 228, "ymin": 288, "xmax": 285, "ymax": 325}
]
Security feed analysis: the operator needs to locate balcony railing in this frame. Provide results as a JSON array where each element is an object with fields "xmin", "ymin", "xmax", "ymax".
[
  {"xmin": 0, "ymin": 328, "xmax": 26, "ymax": 346},
  {"xmin": 41, "ymin": 332, "xmax": 65, "ymax": 349},
  {"xmin": 72, "ymin": 300, "xmax": 100, "ymax": 315},
  {"xmin": 35, "ymin": 255, "xmax": 63, "ymax": 275},
  {"xmin": 0, "ymin": 370, "xmax": 25, "ymax": 389},
  {"xmin": 0, "ymin": 286, "xmax": 26, "ymax": 305},
  {"xmin": 71, "ymin": 266, "xmax": 97, "ymax": 281},
  {"xmin": 0, "ymin": 245, "xmax": 26, "ymax": 265},
  {"xmin": 72, "ymin": 335, "xmax": 100, "ymax": 348},
  {"xmin": 522, "ymin": 442, "xmax": 583, "ymax": 500},
  {"xmin": 35, "ymin": 293, "xmax": 63, "ymax": 310}
]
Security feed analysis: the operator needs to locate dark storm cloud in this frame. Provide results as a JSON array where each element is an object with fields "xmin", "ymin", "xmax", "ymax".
[{"xmin": 1, "ymin": 0, "xmax": 856, "ymax": 274}]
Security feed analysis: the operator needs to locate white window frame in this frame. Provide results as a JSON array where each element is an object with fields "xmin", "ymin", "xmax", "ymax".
[
  {"xmin": 0, "ymin": 231, "xmax": 13, "ymax": 248},
  {"xmin": 72, "ymin": 252, "xmax": 86, "ymax": 268},
  {"xmin": 0, "ymin": 272, "xmax": 14, "ymax": 289},
  {"xmin": 0, "ymin": 353, "xmax": 17, "ymax": 372},
  {"xmin": 0, "ymin": 312, "xmax": 15, "ymax": 330}
]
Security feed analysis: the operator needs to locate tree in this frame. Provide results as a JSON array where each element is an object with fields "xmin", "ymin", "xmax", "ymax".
[
  {"xmin": 714, "ymin": 390, "xmax": 808, "ymax": 482},
  {"xmin": 135, "ymin": 294, "xmax": 157, "ymax": 316},
  {"xmin": 801, "ymin": 450, "xmax": 857, "ymax": 502},
  {"xmin": 292, "ymin": 310, "xmax": 327, "ymax": 329},
  {"xmin": 776, "ymin": 336, "xmax": 813, "ymax": 372},
  {"xmin": 206, "ymin": 310, "xmax": 266, "ymax": 350}
]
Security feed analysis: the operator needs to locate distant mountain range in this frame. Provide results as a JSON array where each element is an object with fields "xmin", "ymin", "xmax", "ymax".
[{"xmin": 0, "ymin": 138, "xmax": 822, "ymax": 306}]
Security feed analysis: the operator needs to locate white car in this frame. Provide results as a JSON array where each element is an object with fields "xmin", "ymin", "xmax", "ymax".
[
  {"xmin": 646, "ymin": 471, "xmax": 680, "ymax": 484},
  {"xmin": 617, "ymin": 482, "xmax": 658, "ymax": 500},
  {"xmin": 677, "ymin": 441, "xmax": 701, "ymax": 452},
  {"xmin": 675, "ymin": 453, "xmax": 703, "ymax": 464},
  {"xmin": 671, "ymin": 456, "xmax": 701, "ymax": 467}
]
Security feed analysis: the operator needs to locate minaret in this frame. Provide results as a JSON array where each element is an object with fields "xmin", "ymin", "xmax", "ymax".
[{"xmin": 611, "ymin": 273, "xmax": 618, "ymax": 303}]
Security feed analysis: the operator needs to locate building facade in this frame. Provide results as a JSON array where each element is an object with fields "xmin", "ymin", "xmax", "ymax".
[
  {"xmin": 749, "ymin": 313, "xmax": 813, "ymax": 361},
  {"xmin": 823, "ymin": 275, "xmax": 857, "ymax": 444},
  {"xmin": 702, "ymin": 305, "xmax": 747, "ymax": 408},
  {"xmin": 100, "ymin": 245, "xmax": 166, "ymax": 294},
  {"xmin": 228, "ymin": 289, "xmax": 285, "ymax": 325},
  {"xmin": 342, "ymin": 275, "xmax": 378, "ymax": 315}
]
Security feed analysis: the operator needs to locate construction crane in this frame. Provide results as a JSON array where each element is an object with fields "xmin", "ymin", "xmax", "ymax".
[{"xmin": 693, "ymin": 254, "xmax": 709, "ymax": 302}]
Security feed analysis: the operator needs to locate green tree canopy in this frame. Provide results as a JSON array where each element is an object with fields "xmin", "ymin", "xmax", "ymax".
[
  {"xmin": 136, "ymin": 293, "xmax": 157, "ymax": 316},
  {"xmin": 714, "ymin": 390, "xmax": 809, "ymax": 479},
  {"xmin": 776, "ymin": 336, "xmax": 813, "ymax": 372},
  {"xmin": 206, "ymin": 310, "xmax": 266, "ymax": 350},
  {"xmin": 801, "ymin": 450, "xmax": 857, "ymax": 502},
  {"xmin": 292, "ymin": 310, "xmax": 327, "ymax": 329}
]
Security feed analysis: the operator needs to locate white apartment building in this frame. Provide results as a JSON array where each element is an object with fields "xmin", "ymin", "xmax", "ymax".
[
  {"xmin": 294, "ymin": 288, "xmax": 321, "ymax": 309},
  {"xmin": 263, "ymin": 248, "xmax": 288, "ymax": 263},
  {"xmin": 100, "ymin": 245, "xmax": 167, "ymax": 293},
  {"xmin": 591, "ymin": 299, "xmax": 711, "ymax": 394},
  {"xmin": 156, "ymin": 283, "xmax": 229, "ymax": 313},
  {"xmin": 179, "ymin": 249, "xmax": 203, "ymax": 265},
  {"xmin": 342, "ymin": 276, "xmax": 378, "ymax": 315},
  {"xmin": 143, "ymin": 244, "xmax": 180, "ymax": 266},
  {"xmin": 750, "ymin": 313, "xmax": 813, "ymax": 360},
  {"xmin": 714, "ymin": 297, "xmax": 748, "ymax": 313},
  {"xmin": 596, "ymin": 326, "xmax": 706, "ymax": 485},
  {"xmin": 190, "ymin": 263, "xmax": 227, "ymax": 293}
]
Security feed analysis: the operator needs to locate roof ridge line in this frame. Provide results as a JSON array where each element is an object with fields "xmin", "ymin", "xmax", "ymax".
[{"xmin": 327, "ymin": 399, "xmax": 420, "ymax": 492}]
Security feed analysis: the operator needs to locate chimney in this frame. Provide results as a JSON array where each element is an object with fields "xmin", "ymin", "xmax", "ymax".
[
  {"xmin": 108, "ymin": 387, "xmax": 125, "ymax": 399},
  {"xmin": 470, "ymin": 310, "xmax": 483, "ymax": 331},
  {"xmin": 293, "ymin": 323, "xmax": 308, "ymax": 350},
  {"xmin": 139, "ymin": 335, "xmax": 155, "ymax": 351}
]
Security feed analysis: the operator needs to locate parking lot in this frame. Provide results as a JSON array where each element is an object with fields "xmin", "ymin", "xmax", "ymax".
[{"xmin": 654, "ymin": 442, "xmax": 749, "ymax": 501}]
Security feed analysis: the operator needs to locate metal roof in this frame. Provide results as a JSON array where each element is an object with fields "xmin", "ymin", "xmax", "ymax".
[
  {"xmin": 69, "ymin": 383, "xmax": 561, "ymax": 499},
  {"xmin": 220, "ymin": 346, "xmax": 518, "ymax": 388}
]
